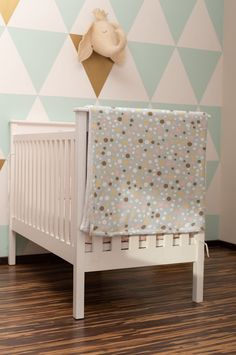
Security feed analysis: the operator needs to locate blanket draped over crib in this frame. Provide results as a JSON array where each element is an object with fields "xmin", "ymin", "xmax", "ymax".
[{"xmin": 81, "ymin": 107, "xmax": 208, "ymax": 237}]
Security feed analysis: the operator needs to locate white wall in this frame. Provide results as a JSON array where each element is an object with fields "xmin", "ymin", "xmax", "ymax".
[{"xmin": 221, "ymin": 0, "xmax": 236, "ymax": 244}]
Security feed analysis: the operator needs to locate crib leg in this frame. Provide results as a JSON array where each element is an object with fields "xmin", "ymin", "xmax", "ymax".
[
  {"xmin": 73, "ymin": 266, "xmax": 85, "ymax": 319},
  {"xmin": 8, "ymin": 229, "xmax": 16, "ymax": 266},
  {"xmin": 192, "ymin": 233, "xmax": 204, "ymax": 303}
]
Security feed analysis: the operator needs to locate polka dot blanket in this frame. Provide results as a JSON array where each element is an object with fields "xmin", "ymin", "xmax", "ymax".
[{"xmin": 81, "ymin": 106, "xmax": 209, "ymax": 237}]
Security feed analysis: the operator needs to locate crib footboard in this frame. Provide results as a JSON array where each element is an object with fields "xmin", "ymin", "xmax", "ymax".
[{"xmin": 9, "ymin": 130, "xmax": 76, "ymax": 264}]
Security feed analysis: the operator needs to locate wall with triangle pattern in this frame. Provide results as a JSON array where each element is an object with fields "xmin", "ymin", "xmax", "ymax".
[{"xmin": 0, "ymin": 0, "xmax": 223, "ymax": 256}]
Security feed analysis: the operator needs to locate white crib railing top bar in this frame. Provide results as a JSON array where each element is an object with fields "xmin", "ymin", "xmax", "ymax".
[
  {"xmin": 74, "ymin": 107, "xmax": 90, "ymax": 113},
  {"xmin": 13, "ymin": 131, "xmax": 75, "ymax": 142},
  {"xmin": 10, "ymin": 120, "xmax": 75, "ymax": 126}
]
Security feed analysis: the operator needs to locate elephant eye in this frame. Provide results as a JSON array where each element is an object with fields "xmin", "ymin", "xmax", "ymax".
[{"xmin": 102, "ymin": 29, "xmax": 108, "ymax": 33}]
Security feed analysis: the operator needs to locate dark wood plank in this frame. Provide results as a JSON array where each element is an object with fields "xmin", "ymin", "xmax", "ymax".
[{"xmin": 0, "ymin": 246, "xmax": 235, "ymax": 354}]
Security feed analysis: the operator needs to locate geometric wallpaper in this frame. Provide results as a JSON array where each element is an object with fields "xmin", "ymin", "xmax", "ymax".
[{"xmin": 0, "ymin": 0, "xmax": 224, "ymax": 256}]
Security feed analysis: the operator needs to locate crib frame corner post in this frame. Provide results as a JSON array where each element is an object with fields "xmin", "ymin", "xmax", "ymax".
[
  {"xmin": 8, "ymin": 124, "xmax": 16, "ymax": 266},
  {"xmin": 8, "ymin": 229, "xmax": 16, "ymax": 266},
  {"xmin": 192, "ymin": 232, "xmax": 205, "ymax": 303},
  {"xmin": 72, "ymin": 108, "xmax": 88, "ymax": 320},
  {"xmin": 73, "ymin": 253, "xmax": 85, "ymax": 320}
]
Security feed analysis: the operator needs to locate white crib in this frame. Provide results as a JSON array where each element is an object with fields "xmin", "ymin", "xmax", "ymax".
[{"xmin": 8, "ymin": 108, "xmax": 205, "ymax": 319}]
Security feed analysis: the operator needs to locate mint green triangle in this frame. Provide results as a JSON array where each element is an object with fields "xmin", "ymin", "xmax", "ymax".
[
  {"xmin": 0, "ymin": 94, "xmax": 35, "ymax": 155},
  {"xmin": 41, "ymin": 96, "xmax": 96, "ymax": 122},
  {"xmin": 8, "ymin": 28, "xmax": 66, "ymax": 92},
  {"xmin": 0, "ymin": 27, "xmax": 4, "ymax": 37},
  {"xmin": 205, "ymin": 215, "xmax": 219, "ymax": 240},
  {"xmin": 152, "ymin": 103, "xmax": 197, "ymax": 112},
  {"xmin": 200, "ymin": 106, "xmax": 221, "ymax": 156},
  {"xmin": 110, "ymin": 0, "xmax": 144, "ymax": 33},
  {"xmin": 160, "ymin": 0, "xmax": 196, "ymax": 43},
  {"xmin": 206, "ymin": 161, "xmax": 219, "ymax": 188},
  {"xmin": 0, "ymin": 225, "xmax": 9, "ymax": 257},
  {"xmin": 205, "ymin": 0, "xmax": 224, "ymax": 46},
  {"xmin": 55, "ymin": 0, "xmax": 85, "ymax": 31},
  {"xmin": 178, "ymin": 48, "xmax": 221, "ymax": 102},
  {"xmin": 129, "ymin": 42, "xmax": 174, "ymax": 98}
]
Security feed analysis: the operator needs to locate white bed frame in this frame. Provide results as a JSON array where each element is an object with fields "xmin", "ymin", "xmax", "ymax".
[{"xmin": 8, "ymin": 108, "xmax": 205, "ymax": 319}]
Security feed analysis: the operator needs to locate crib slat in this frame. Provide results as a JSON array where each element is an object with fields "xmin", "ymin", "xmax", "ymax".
[
  {"xmin": 39, "ymin": 140, "xmax": 43, "ymax": 230},
  {"xmin": 111, "ymin": 236, "xmax": 121, "ymax": 251},
  {"xmin": 64, "ymin": 139, "xmax": 70, "ymax": 244},
  {"xmin": 46, "ymin": 140, "xmax": 50, "ymax": 233},
  {"xmin": 92, "ymin": 237, "xmax": 103, "ymax": 253},
  {"xmin": 146, "ymin": 235, "xmax": 156, "ymax": 248},
  {"xmin": 27, "ymin": 141, "xmax": 31, "ymax": 225},
  {"xmin": 70, "ymin": 139, "xmax": 75, "ymax": 246},
  {"xmin": 20, "ymin": 141, "xmax": 24, "ymax": 221},
  {"xmin": 18, "ymin": 141, "xmax": 23, "ymax": 220},
  {"xmin": 129, "ymin": 236, "xmax": 139, "ymax": 250},
  {"xmin": 36, "ymin": 140, "xmax": 41, "ymax": 229},
  {"xmin": 164, "ymin": 234, "xmax": 173, "ymax": 247},
  {"xmin": 48, "ymin": 140, "xmax": 53, "ymax": 236},
  {"xmin": 14, "ymin": 142, "xmax": 19, "ymax": 219},
  {"xmin": 181, "ymin": 234, "xmax": 190, "ymax": 246},
  {"xmin": 28, "ymin": 141, "xmax": 32, "ymax": 225},
  {"xmin": 31, "ymin": 141, "xmax": 36, "ymax": 227},
  {"xmin": 24, "ymin": 141, "xmax": 28, "ymax": 224},
  {"xmin": 59, "ymin": 139, "xmax": 65, "ymax": 241},
  {"xmin": 44, "ymin": 140, "xmax": 48, "ymax": 233},
  {"xmin": 54, "ymin": 139, "xmax": 59, "ymax": 239}
]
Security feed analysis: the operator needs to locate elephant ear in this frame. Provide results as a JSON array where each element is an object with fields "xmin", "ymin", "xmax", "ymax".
[
  {"xmin": 78, "ymin": 27, "xmax": 93, "ymax": 62},
  {"xmin": 111, "ymin": 49, "xmax": 126, "ymax": 65}
]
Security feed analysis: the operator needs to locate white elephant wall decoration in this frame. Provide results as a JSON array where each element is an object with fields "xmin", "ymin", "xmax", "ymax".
[{"xmin": 78, "ymin": 9, "xmax": 127, "ymax": 65}]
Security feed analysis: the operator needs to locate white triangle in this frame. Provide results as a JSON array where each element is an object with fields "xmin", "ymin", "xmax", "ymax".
[
  {"xmin": 178, "ymin": 0, "xmax": 221, "ymax": 51},
  {"xmin": 99, "ymin": 47, "xmax": 149, "ymax": 101},
  {"xmin": 71, "ymin": 0, "xmax": 118, "ymax": 34},
  {"xmin": 201, "ymin": 55, "xmax": 223, "ymax": 106},
  {"xmin": 0, "ymin": 29, "xmax": 36, "ymax": 94},
  {"xmin": 8, "ymin": 0, "xmax": 67, "ymax": 32},
  {"xmin": 26, "ymin": 97, "xmax": 49, "ymax": 122},
  {"xmin": 128, "ymin": 0, "xmax": 174, "ymax": 45},
  {"xmin": 206, "ymin": 131, "xmax": 219, "ymax": 161},
  {"xmin": 206, "ymin": 163, "xmax": 221, "ymax": 214},
  {"xmin": 40, "ymin": 37, "xmax": 96, "ymax": 98},
  {"xmin": 152, "ymin": 49, "xmax": 197, "ymax": 104},
  {"xmin": 0, "ymin": 162, "xmax": 9, "ymax": 225}
]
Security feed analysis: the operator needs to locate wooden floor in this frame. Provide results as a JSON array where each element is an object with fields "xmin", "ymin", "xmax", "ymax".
[{"xmin": 0, "ymin": 246, "xmax": 235, "ymax": 355}]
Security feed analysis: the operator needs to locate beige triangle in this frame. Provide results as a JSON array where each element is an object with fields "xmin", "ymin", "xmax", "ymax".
[
  {"xmin": 128, "ymin": 0, "xmax": 174, "ymax": 45},
  {"xmin": 201, "ymin": 56, "xmax": 223, "ymax": 106},
  {"xmin": 71, "ymin": 0, "xmax": 118, "ymax": 35},
  {"xmin": 178, "ymin": 0, "xmax": 221, "ymax": 50},
  {"xmin": 70, "ymin": 34, "xmax": 114, "ymax": 98},
  {"xmin": 26, "ymin": 97, "xmax": 49, "ymax": 122},
  {"xmin": 99, "ymin": 47, "xmax": 148, "ymax": 101},
  {"xmin": 8, "ymin": 0, "xmax": 66, "ymax": 32},
  {"xmin": 40, "ymin": 36, "xmax": 95, "ymax": 98},
  {"xmin": 0, "ymin": 0, "xmax": 19, "ymax": 24},
  {"xmin": 152, "ymin": 49, "xmax": 197, "ymax": 104}
]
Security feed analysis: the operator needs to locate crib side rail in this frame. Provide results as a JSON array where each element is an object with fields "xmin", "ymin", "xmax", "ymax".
[{"xmin": 11, "ymin": 131, "xmax": 76, "ymax": 247}]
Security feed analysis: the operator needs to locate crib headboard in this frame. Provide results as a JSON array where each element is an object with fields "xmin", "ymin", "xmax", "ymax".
[{"xmin": 10, "ymin": 120, "xmax": 75, "ymax": 136}]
